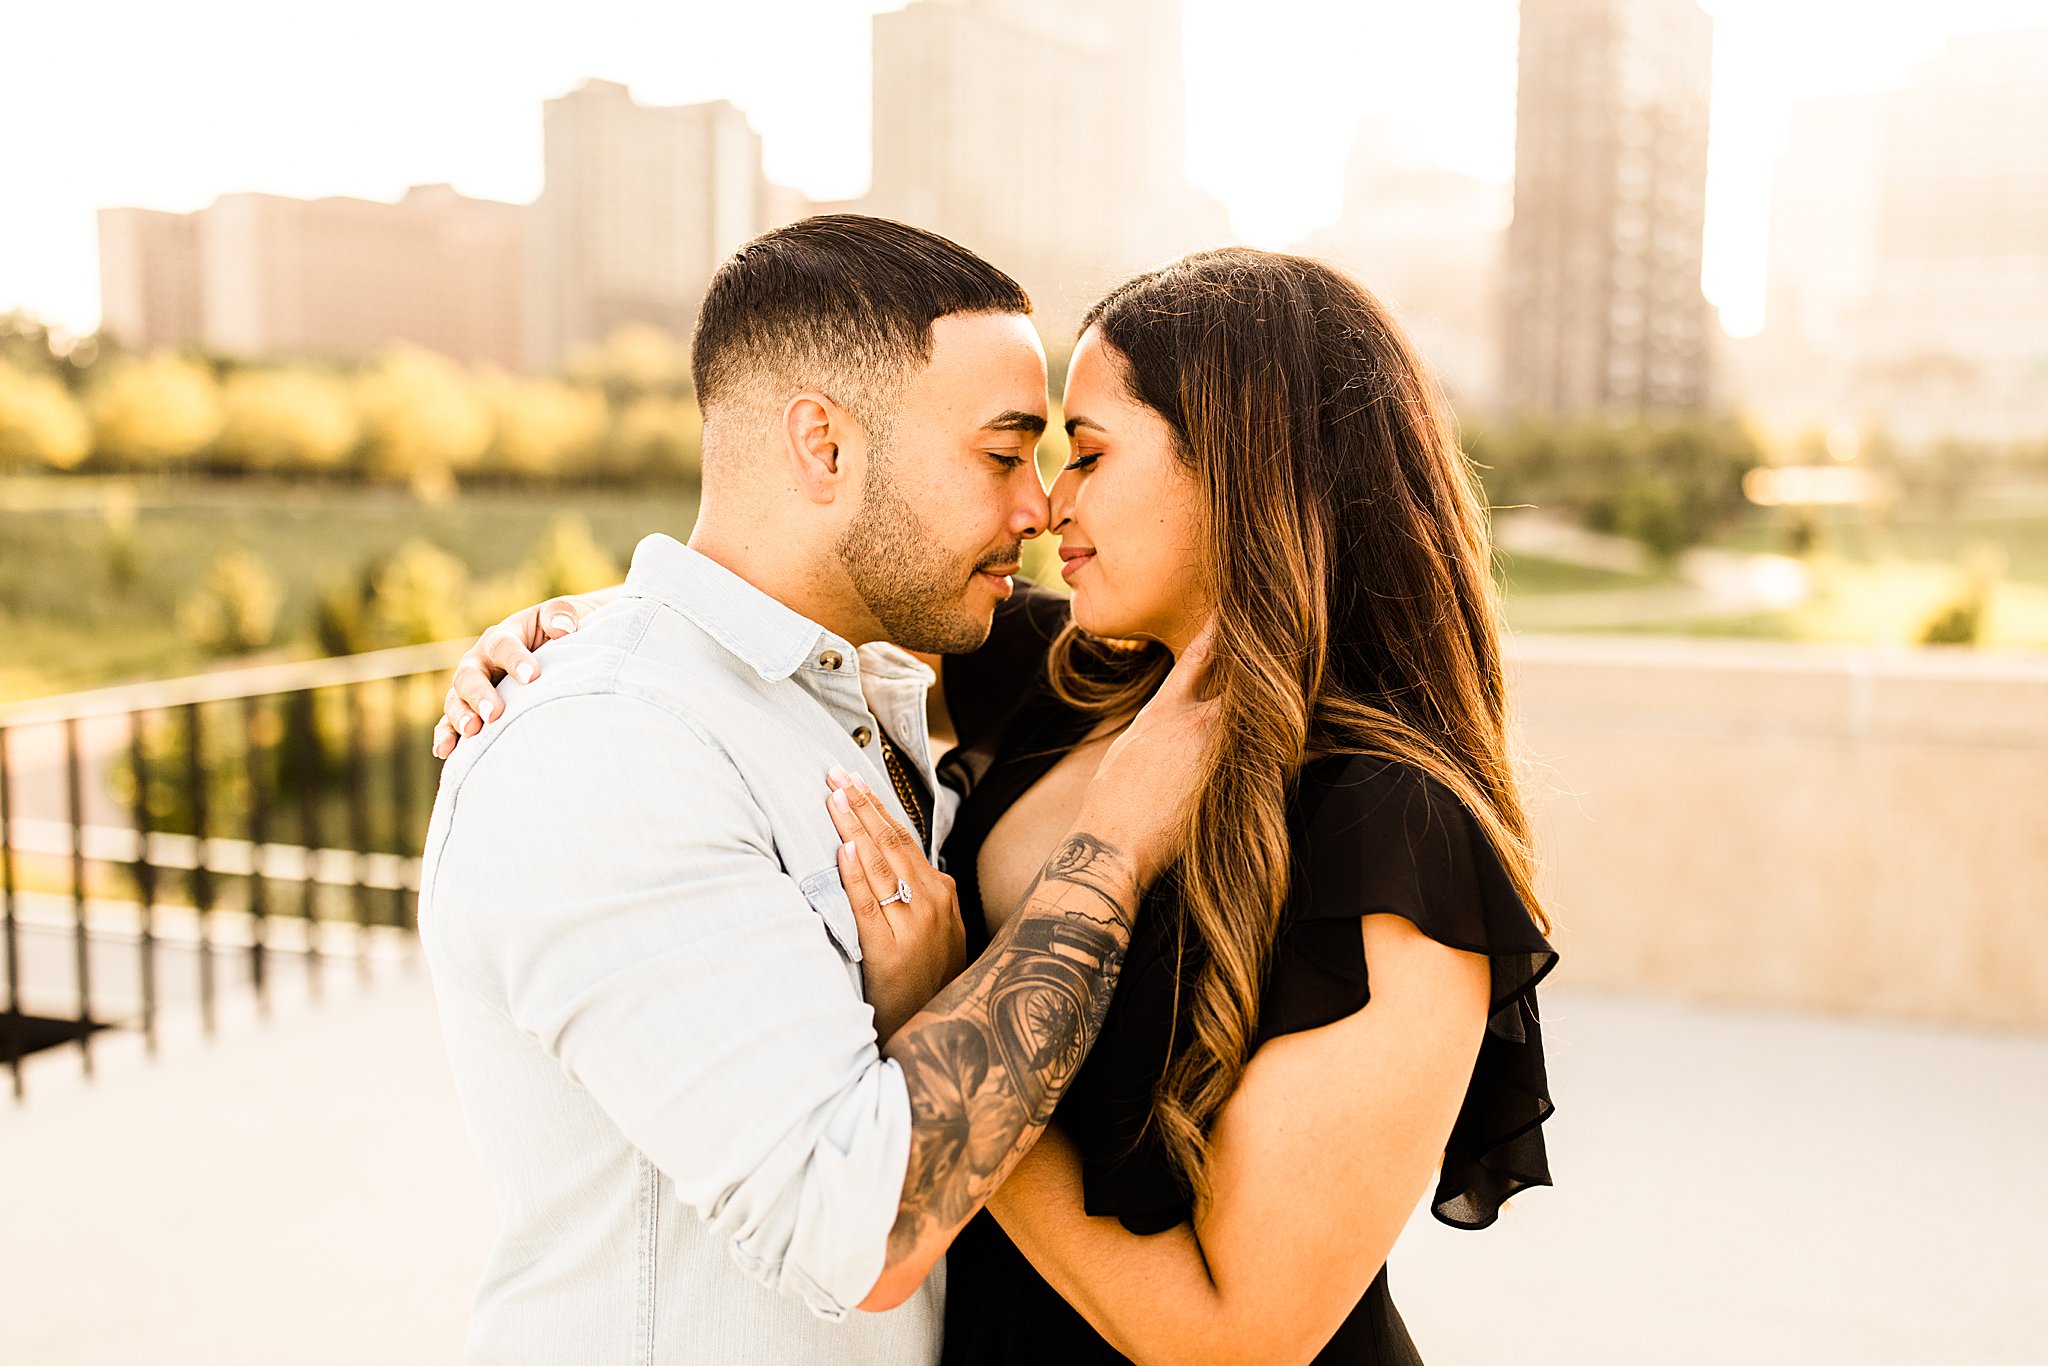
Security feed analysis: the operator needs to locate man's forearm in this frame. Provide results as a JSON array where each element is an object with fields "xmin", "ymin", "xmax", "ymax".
[{"xmin": 862, "ymin": 830, "xmax": 1142, "ymax": 1303}]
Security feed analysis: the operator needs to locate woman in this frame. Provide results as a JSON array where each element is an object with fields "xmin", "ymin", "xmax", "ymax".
[{"xmin": 438, "ymin": 248, "xmax": 1556, "ymax": 1364}]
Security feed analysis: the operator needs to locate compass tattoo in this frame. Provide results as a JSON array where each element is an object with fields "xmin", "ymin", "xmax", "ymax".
[{"xmin": 882, "ymin": 832, "xmax": 1140, "ymax": 1260}]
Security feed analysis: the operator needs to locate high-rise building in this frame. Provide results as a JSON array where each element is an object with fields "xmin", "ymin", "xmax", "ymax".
[
  {"xmin": 1850, "ymin": 31, "xmax": 2048, "ymax": 446},
  {"xmin": 1294, "ymin": 123, "xmax": 1512, "ymax": 408},
  {"xmin": 1751, "ymin": 29, "xmax": 2048, "ymax": 448},
  {"xmin": 1501, "ymin": 0, "xmax": 1715, "ymax": 416},
  {"xmin": 867, "ymin": 0, "xmax": 1226, "ymax": 326},
  {"xmin": 97, "ymin": 208, "xmax": 204, "ymax": 355},
  {"xmin": 1736, "ymin": 93, "xmax": 1889, "ymax": 441},
  {"xmin": 97, "ymin": 185, "xmax": 530, "ymax": 369},
  {"xmin": 527, "ymin": 80, "xmax": 766, "ymax": 372},
  {"xmin": 1761, "ymin": 93, "xmax": 1887, "ymax": 370}
]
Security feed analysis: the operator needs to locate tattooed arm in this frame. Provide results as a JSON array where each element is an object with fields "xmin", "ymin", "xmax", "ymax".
[
  {"xmin": 857, "ymin": 630, "xmax": 1219, "ymax": 1312},
  {"xmin": 859, "ymin": 832, "xmax": 1143, "ymax": 1309}
]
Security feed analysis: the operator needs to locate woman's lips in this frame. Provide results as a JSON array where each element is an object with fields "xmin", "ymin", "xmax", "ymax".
[{"xmin": 1059, "ymin": 552, "xmax": 1094, "ymax": 583}]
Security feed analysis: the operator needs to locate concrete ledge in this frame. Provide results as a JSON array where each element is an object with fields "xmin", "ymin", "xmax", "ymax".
[{"xmin": 1508, "ymin": 635, "xmax": 2048, "ymax": 1028}]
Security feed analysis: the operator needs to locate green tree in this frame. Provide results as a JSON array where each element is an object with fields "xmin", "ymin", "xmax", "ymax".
[
  {"xmin": 0, "ymin": 363, "xmax": 91, "ymax": 470},
  {"xmin": 0, "ymin": 313, "xmax": 64, "ymax": 378},
  {"xmin": 482, "ymin": 374, "xmax": 609, "ymax": 481},
  {"xmin": 565, "ymin": 324, "xmax": 691, "ymax": 402},
  {"xmin": 0, "ymin": 313, "xmax": 119, "ymax": 391},
  {"xmin": 1918, "ymin": 548, "xmax": 2003, "ymax": 648},
  {"xmin": 353, "ymin": 346, "xmax": 490, "ymax": 493},
  {"xmin": 89, "ymin": 354, "xmax": 222, "ymax": 469},
  {"xmin": 1469, "ymin": 411, "xmax": 1758, "ymax": 558},
  {"xmin": 607, "ymin": 393, "xmax": 703, "ymax": 483},
  {"xmin": 179, "ymin": 549, "xmax": 286, "ymax": 655},
  {"xmin": 214, "ymin": 368, "xmax": 359, "ymax": 473},
  {"xmin": 364, "ymin": 539, "xmax": 475, "ymax": 646},
  {"xmin": 1614, "ymin": 477, "xmax": 1688, "ymax": 565},
  {"xmin": 525, "ymin": 515, "xmax": 623, "ymax": 600}
]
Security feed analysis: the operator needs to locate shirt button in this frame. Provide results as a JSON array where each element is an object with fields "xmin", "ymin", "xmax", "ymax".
[
  {"xmin": 851, "ymin": 726, "xmax": 873, "ymax": 747},
  {"xmin": 819, "ymin": 650, "xmax": 843, "ymax": 670}
]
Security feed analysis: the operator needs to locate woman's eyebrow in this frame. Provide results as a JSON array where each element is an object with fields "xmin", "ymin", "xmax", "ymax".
[{"xmin": 1065, "ymin": 415, "xmax": 1107, "ymax": 437}]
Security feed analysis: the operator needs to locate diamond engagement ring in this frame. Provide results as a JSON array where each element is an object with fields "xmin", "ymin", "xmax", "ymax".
[{"xmin": 878, "ymin": 878, "xmax": 914, "ymax": 907}]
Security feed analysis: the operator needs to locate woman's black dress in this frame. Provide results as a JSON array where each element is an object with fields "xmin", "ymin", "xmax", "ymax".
[{"xmin": 935, "ymin": 586, "xmax": 1558, "ymax": 1366}]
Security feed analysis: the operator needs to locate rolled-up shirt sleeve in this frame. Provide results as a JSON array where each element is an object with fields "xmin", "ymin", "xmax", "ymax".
[{"xmin": 424, "ymin": 691, "xmax": 909, "ymax": 1319}]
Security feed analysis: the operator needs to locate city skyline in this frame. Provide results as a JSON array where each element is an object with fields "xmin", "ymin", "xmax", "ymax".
[
  {"xmin": 90, "ymin": 9, "xmax": 1225, "ymax": 378},
  {"xmin": 7, "ymin": 0, "xmax": 2044, "ymax": 342}
]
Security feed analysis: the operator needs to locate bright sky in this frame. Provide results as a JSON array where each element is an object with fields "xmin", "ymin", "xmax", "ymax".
[{"xmin": 3, "ymin": 0, "xmax": 2043, "ymax": 340}]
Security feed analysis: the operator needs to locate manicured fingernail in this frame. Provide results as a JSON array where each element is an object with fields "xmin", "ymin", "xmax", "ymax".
[
  {"xmin": 514, "ymin": 662, "xmax": 537, "ymax": 683},
  {"xmin": 830, "ymin": 788, "xmax": 851, "ymax": 813},
  {"xmin": 849, "ymin": 772, "xmax": 872, "ymax": 793},
  {"xmin": 826, "ymin": 765, "xmax": 851, "ymax": 787},
  {"xmin": 461, "ymin": 716, "xmax": 480, "ymax": 735},
  {"xmin": 549, "ymin": 614, "xmax": 576, "ymax": 634},
  {"xmin": 839, "ymin": 840, "xmax": 856, "ymax": 860}
]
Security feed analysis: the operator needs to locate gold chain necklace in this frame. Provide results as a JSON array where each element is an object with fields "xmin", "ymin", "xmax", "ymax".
[{"xmin": 878, "ymin": 732, "xmax": 931, "ymax": 850}]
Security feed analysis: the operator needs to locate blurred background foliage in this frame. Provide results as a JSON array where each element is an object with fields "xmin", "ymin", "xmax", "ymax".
[
  {"xmin": 0, "ymin": 314, "xmax": 701, "ymax": 488},
  {"xmin": 5, "ymin": 308, "xmax": 2048, "ymax": 704}
]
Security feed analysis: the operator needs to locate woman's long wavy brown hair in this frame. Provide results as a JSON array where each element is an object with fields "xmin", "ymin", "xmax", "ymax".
[{"xmin": 1048, "ymin": 247, "xmax": 1548, "ymax": 1208}]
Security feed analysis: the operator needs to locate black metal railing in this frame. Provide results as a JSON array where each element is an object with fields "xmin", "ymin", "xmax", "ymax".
[{"xmin": 0, "ymin": 641, "xmax": 466, "ymax": 1099}]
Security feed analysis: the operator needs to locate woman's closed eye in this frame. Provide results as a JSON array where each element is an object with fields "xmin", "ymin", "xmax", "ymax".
[{"xmin": 1062, "ymin": 452, "xmax": 1101, "ymax": 473}]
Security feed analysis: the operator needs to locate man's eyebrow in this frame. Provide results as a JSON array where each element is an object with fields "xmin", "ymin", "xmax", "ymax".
[
  {"xmin": 982, "ymin": 409, "xmax": 1048, "ymax": 435},
  {"xmin": 1064, "ymin": 415, "xmax": 1107, "ymax": 437}
]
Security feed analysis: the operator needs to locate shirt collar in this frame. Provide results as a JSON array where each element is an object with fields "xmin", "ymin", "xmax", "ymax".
[{"xmin": 623, "ymin": 533, "xmax": 846, "ymax": 682}]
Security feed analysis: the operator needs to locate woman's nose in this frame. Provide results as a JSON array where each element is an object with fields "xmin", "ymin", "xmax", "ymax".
[{"xmin": 1047, "ymin": 467, "xmax": 1077, "ymax": 534}]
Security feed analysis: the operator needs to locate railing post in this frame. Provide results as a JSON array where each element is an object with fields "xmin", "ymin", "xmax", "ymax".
[
  {"xmin": 346, "ymin": 683, "xmax": 372, "ymax": 979},
  {"xmin": 184, "ymin": 703, "xmax": 215, "ymax": 1037},
  {"xmin": 129, "ymin": 712, "xmax": 159, "ymax": 1054},
  {"xmin": 390, "ymin": 675, "xmax": 417, "ymax": 932},
  {"xmin": 292, "ymin": 688, "xmax": 324, "ymax": 995},
  {"xmin": 1, "ymin": 726, "xmax": 19, "ymax": 1099},
  {"xmin": 0, "ymin": 640, "xmax": 468, "ymax": 1093},
  {"xmin": 242, "ymin": 695, "xmax": 270, "ymax": 1014},
  {"xmin": 66, "ymin": 718, "xmax": 92, "ymax": 1075}
]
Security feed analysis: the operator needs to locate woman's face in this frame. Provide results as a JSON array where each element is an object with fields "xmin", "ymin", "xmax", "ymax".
[{"xmin": 1050, "ymin": 326, "xmax": 1209, "ymax": 651}]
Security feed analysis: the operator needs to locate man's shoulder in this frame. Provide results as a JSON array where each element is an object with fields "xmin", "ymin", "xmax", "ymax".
[
  {"xmin": 438, "ymin": 600, "xmax": 759, "ymax": 789},
  {"xmin": 420, "ymin": 610, "xmax": 771, "ymax": 898},
  {"xmin": 512, "ymin": 595, "xmax": 777, "ymax": 724}
]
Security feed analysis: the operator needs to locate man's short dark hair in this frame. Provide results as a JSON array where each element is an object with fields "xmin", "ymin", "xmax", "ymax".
[{"xmin": 690, "ymin": 215, "xmax": 1032, "ymax": 428}]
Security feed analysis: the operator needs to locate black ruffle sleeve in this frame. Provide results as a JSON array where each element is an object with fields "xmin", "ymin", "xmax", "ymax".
[{"xmin": 1272, "ymin": 754, "xmax": 1559, "ymax": 1230}]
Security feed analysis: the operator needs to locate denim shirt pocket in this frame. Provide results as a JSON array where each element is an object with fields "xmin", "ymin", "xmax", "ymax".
[{"xmin": 796, "ymin": 866, "xmax": 864, "ymax": 963}]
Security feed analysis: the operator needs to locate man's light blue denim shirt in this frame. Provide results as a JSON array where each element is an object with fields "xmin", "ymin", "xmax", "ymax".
[{"xmin": 421, "ymin": 533, "xmax": 952, "ymax": 1365}]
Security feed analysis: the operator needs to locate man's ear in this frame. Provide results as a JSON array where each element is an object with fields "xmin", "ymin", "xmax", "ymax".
[{"xmin": 783, "ymin": 392, "xmax": 853, "ymax": 504}]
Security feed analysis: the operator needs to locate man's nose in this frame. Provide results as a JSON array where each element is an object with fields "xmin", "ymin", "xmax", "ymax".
[{"xmin": 1013, "ymin": 479, "xmax": 1052, "ymax": 539}]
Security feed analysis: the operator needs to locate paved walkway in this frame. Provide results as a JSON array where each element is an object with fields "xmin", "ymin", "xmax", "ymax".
[{"xmin": 3, "ymin": 968, "xmax": 2043, "ymax": 1364}]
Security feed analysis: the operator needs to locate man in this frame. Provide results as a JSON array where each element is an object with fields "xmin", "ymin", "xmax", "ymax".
[{"xmin": 421, "ymin": 216, "xmax": 1155, "ymax": 1364}]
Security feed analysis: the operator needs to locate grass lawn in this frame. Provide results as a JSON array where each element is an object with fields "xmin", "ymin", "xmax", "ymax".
[
  {"xmin": 1676, "ymin": 500, "xmax": 2048, "ymax": 650},
  {"xmin": 3, "ymin": 475, "xmax": 699, "ymax": 702},
  {"xmin": 9, "ymin": 476, "xmax": 2047, "ymax": 704},
  {"xmin": 1492, "ymin": 551, "xmax": 1675, "ymax": 595},
  {"xmin": 1602, "ymin": 555, "xmax": 2048, "ymax": 651},
  {"xmin": 1716, "ymin": 499, "xmax": 2048, "ymax": 588}
]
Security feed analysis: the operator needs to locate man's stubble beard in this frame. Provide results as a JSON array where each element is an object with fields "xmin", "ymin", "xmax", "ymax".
[{"xmin": 834, "ymin": 442, "xmax": 1000, "ymax": 655}]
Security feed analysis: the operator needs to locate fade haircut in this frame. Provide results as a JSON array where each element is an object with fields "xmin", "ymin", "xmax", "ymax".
[{"xmin": 690, "ymin": 215, "xmax": 1032, "ymax": 436}]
